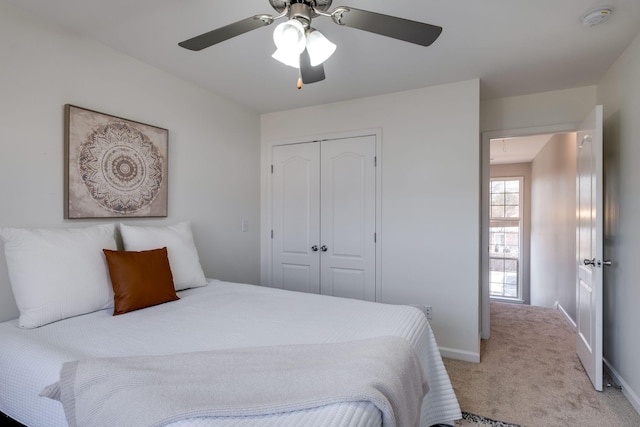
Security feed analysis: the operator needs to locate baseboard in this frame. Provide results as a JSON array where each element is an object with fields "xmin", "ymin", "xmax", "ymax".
[
  {"xmin": 555, "ymin": 301, "xmax": 577, "ymax": 331},
  {"xmin": 604, "ymin": 359, "xmax": 640, "ymax": 416},
  {"xmin": 440, "ymin": 346, "xmax": 480, "ymax": 363}
]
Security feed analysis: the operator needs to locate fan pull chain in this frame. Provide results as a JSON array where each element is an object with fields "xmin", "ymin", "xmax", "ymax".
[{"xmin": 297, "ymin": 69, "xmax": 303, "ymax": 90}]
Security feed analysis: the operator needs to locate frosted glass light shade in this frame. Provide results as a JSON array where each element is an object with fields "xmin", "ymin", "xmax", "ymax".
[
  {"xmin": 272, "ymin": 48, "xmax": 300, "ymax": 68},
  {"xmin": 306, "ymin": 29, "xmax": 336, "ymax": 66},
  {"xmin": 273, "ymin": 19, "xmax": 306, "ymax": 55}
]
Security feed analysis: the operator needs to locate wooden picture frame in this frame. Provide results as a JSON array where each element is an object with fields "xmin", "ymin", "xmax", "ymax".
[{"xmin": 64, "ymin": 105, "xmax": 168, "ymax": 219}]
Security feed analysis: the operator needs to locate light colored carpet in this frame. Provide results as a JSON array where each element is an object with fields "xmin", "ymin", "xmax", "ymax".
[{"xmin": 444, "ymin": 302, "xmax": 640, "ymax": 427}]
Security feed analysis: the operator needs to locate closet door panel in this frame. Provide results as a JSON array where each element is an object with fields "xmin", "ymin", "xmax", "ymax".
[
  {"xmin": 320, "ymin": 136, "xmax": 376, "ymax": 301},
  {"xmin": 271, "ymin": 143, "xmax": 321, "ymax": 294},
  {"xmin": 323, "ymin": 268, "xmax": 367, "ymax": 300}
]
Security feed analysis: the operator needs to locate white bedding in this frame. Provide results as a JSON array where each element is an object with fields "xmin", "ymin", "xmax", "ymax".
[{"xmin": 0, "ymin": 280, "xmax": 461, "ymax": 426}]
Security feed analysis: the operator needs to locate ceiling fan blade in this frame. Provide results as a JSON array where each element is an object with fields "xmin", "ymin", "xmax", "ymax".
[
  {"xmin": 300, "ymin": 49, "xmax": 326, "ymax": 84},
  {"xmin": 332, "ymin": 7, "xmax": 442, "ymax": 47},
  {"xmin": 179, "ymin": 16, "xmax": 273, "ymax": 51}
]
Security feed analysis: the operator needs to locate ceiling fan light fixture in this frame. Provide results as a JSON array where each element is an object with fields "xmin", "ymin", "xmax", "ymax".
[
  {"xmin": 306, "ymin": 29, "xmax": 336, "ymax": 66},
  {"xmin": 273, "ymin": 19, "xmax": 307, "ymax": 54},
  {"xmin": 180, "ymin": 0, "xmax": 444, "ymax": 86}
]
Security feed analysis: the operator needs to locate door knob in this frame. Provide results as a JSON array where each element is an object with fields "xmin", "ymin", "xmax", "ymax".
[
  {"xmin": 601, "ymin": 260, "xmax": 612, "ymax": 267},
  {"xmin": 320, "ymin": 245, "xmax": 328, "ymax": 252},
  {"xmin": 583, "ymin": 258, "xmax": 596, "ymax": 266},
  {"xmin": 311, "ymin": 245, "xmax": 318, "ymax": 252}
]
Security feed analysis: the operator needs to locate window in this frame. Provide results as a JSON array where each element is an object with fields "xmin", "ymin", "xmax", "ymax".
[{"xmin": 489, "ymin": 177, "xmax": 523, "ymax": 300}]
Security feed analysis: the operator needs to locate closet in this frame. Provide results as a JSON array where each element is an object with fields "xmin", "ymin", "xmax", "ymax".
[{"xmin": 271, "ymin": 135, "xmax": 377, "ymax": 301}]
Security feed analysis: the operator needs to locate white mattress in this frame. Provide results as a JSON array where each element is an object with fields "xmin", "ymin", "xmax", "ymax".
[{"xmin": 0, "ymin": 280, "xmax": 460, "ymax": 426}]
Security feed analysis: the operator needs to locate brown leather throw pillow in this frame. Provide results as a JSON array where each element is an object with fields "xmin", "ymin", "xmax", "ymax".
[{"xmin": 103, "ymin": 247, "xmax": 179, "ymax": 315}]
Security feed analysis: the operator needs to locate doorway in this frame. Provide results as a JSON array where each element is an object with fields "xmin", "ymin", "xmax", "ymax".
[
  {"xmin": 481, "ymin": 125, "xmax": 578, "ymax": 339},
  {"xmin": 481, "ymin": 109, "xmax": 605, "ymax": 391}
]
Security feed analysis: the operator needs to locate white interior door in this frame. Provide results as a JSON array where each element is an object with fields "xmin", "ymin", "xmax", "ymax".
[
  {"xmin": 320, "ymin": 136, "xmax": 376, "ymax": 301},
  {"xmin": 576, "ymin": 105, "xmax": 604, "ymax": 391},
  {"xmin": 271, "ymin": 142, "xmax": 320, "ymax": 293}
]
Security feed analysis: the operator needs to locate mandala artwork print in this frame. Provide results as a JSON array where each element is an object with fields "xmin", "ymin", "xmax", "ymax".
[
  {"xmin": 79, "ymin": 122, "xmax": 162, "ymax": 213},
  {"xmin": 65, "ymin": 105, "xmax": 168, "ymax": 218}
]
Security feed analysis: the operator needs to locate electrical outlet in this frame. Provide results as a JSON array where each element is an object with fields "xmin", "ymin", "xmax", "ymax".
[{"xmin": 423, "ymin": 305, "xmax": 432, "ymax": 320}]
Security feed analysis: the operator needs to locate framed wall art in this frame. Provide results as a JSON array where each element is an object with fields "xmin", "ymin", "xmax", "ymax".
[{"xmin": 64, "ymin": 104, "xmax": 168, "ymax": 219}]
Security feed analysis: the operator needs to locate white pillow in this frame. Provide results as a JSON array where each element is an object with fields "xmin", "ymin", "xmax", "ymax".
[
  {"xmin": 119, "ymin": 222, "xmax": 207, "ymax": 291},
  {"xmin": 0, "ymin": 224, "xmax": 117, "ymax": 328}
]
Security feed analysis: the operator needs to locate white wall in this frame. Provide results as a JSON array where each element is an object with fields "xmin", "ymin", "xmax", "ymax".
[
  {"xmin": 0, "ymin": 3, "xmax": 261, "ymax": 321},
  {"xmin": 597, "ymin": 31, "xmax": 640, "ymax": 413},
  {"xmin": 261, "ymin": 80, "xmax": 481, "ymax": 361},
  {"xmin": 481, "ymin": 86, "xmax": 597, "ymax": 133},
  {"xmin": 529, "ymin": 134, "xmax": 577, "ymax": 317}
]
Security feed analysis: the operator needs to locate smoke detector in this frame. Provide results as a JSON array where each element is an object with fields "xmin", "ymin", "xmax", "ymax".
[{"xmin": 582, "ymin": 7, "xmax": 612, "ymax": 26}]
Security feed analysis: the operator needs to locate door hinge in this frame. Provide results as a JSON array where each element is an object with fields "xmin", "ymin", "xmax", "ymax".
[
  {"xmin": 271, "ymin": 230, "xmax": 273, "ymax": 239},
  {"xmin": 271, "ymin": 164, "xmax": 274, "ymax": 174},
  {"xmin": 374, "ymin": 232, "xmax": 377, "ymax": 243},
  {"xmin": 374, "ymin": 156, "xmax": 377, "ymax": 167}
]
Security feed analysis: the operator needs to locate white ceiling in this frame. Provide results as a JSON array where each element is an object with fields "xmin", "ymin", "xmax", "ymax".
[
  {"xmin": 6, "ymin": 0, "xmax": 640, "ymax": 113},
  {"xmin": 490, "ymin": 135, "xmax": 554, "ymax": 165}
]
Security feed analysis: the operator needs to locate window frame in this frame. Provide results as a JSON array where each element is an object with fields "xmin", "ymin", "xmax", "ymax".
[{"xmin": 489, "ymin": 176, "xmax": 524, "ymax": 301}]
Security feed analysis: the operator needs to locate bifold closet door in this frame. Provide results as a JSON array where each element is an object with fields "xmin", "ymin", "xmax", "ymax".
[
  {"xmin": 271, "ymin": 136, "xmax": 376, "ymax": 300},
  {"xmin": 271, "ymin": 142, "xmax": 321, "ymax": 294},
  {"xmin": 320, "ymin": 137, "xmax": 376, "ymax": 301}
]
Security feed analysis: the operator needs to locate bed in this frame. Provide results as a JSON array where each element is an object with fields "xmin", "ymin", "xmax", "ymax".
[{"xmin": 0, "ymin": 223, "xmax": 461, "ymax": 427}]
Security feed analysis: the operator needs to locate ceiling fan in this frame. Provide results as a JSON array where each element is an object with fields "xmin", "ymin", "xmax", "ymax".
[{"xmin": 179, "ymin": 0, "xmax": 443, "ymax": 88}]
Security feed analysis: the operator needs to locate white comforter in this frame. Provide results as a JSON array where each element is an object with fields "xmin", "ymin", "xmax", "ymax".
[{"xmin": 0, "ymin": 280, "xmax": 461, "ymax": 426}]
